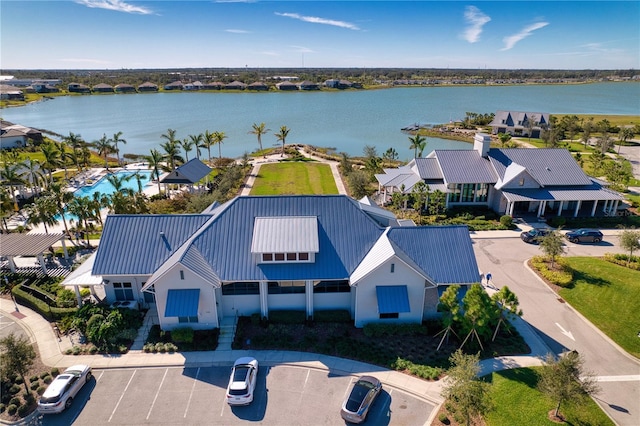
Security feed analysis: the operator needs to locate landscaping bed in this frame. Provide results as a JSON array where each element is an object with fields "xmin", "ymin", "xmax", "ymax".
[{"xmin": 144, "ymin": 325, "xmax": 219, "ymax": 352}]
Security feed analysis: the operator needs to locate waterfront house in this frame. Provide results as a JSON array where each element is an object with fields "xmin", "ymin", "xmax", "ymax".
[
  {"xmin": 115, "ymin": 84, "xmax": 136, "ymax": 93},
  {"xmin": 276, "ymin": 81, "xmax": 298, "ymax": 91},
  {"xmin": 0, "ymin": 121, "xmax": 43, "ymax": 149},
  {"xmin": 225, "ymin": 81, "xmax": 247, "ymax": 90},
  {"xmin": 68, "ymin": 83, "xmax": 91, "ymax": 93},
  {"xmin": 92, "ymin": 83, "xmax": 114, "ymax": 93},
  {"xmin": 375, "ymin": 133, "xmax": 625, "ymax": 218},
  {"xmin": 247, "ymin": 82, "xmax": 269, "ymax": 91},
  {"xmin": 91, "ymin": 195, "xmax": 480, "ymax": 330},
  {"xmin": 138, "ymin": 82, "xmax": 159, "ymax": 92},
  {"xmin": 164, "ymin": 81, "xmax": 184, "ymax": 91},
  {"xmin": 203, "ymin": 82, "xmax": 224, "ymax": 90},
  {"xmin": 489, "ymin": 111, "xmax": 550, "ymax": 138},
  {"xmin": 298, "ymin": 81, "xmax": 320, "ymax": 90},
  {"xmin": 0, "ymin": 85, "xmax": 24, "ymax": 100}
]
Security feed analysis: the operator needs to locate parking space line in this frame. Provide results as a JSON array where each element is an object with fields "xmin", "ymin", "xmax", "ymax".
[
  {"xmin": 146, "ymin": 368, "xmax": 168, "ymax": 420},
  {"xmin": 108, "ymin": 369, "xmax": 136, "ymax": 422},
  {"xmin": 183, "ymin": 367, "xmax": 200, "ymax": 419},
  {"xmin": 342, "ymin": 377, "xmax": 354, "ymax": 401}
]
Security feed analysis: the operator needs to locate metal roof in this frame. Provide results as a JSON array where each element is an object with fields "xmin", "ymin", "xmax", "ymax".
[
  {"xmin": 160, "ymin": 159, "xmax": 212, "ymax": 184},
  {"xmin": 432, "ymin": 150, "xmax": 497, "ymax": 184},
  {"xmin": 500, "ymin": 184, "xmax": 624, "ymax": 202},
  {"xmin": 61, "ymin": 252, "xmax": 103, "ymax": 286},
  {"xmin": 93, "ymin": 214, "xmax": 212, "ymax": 275},
  {"xmin": 386, "ymin": 225, "xmax": 480, "ymax": 285},
  {"xmin": 251, "ymin": 217, "xmax": 319, "ymax": 253},
  {"xmin": 0, "ymin": 233, "xmax": 65, "ymax": 257},
  {"xmin": 489, "ymin": 148, "xmax": 592, "ymax": 186},
  {"xmin": 164, "ymin": 289, "xmax": 200, "ymax": 317},
  {"xmin": 411, "ymin": 158, "xmax": 443, "ymax": 180},
  {"xmin": 376, "ymin": 286, "xmax": 410, "ymax": 314}
]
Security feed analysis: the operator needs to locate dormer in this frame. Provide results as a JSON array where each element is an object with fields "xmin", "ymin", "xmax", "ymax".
[{"xmin": 251, "ymin": 216, "xmax": 318, "ymax": 263}]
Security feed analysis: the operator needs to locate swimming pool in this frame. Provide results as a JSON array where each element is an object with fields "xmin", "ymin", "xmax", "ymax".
[{"xmin": 74, "ymin": 170, "xmax": 153, "ymax": 198}]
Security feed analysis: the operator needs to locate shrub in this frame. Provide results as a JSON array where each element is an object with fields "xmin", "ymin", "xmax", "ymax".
[
  {"xmin": 50, "ymin": 367, "xmax": 59, "ymax": 377},
  {"xmin": 269, "ymin": 310, "xmax": 306, "ymax": 324},
  {"xmin": 499, "ymin": 215, "xmax": 513, "ymax": 228},
  {"xmin": 23, "ymin": 392, "xmax": 34, "ymax": 404},
  {"xmin": 530, "ymin": 256, "xmax": 573, "ymax": 287},
  {"xmin": 171, "ymin": 327, "xmax": 194, "ymax": 343},
  {"xmin": 603, "ymin": 253, "xmax": 640, "ymax": 270},
  {"xmin": 29, "ymin": 375, "xmax": 39, "ymax": 383},
  {"xmin": 154, "ymin": 342, "xmax": 165, "ymax": 352},
  {"xmin": 9, "ymin": 384, "xmax": 21, "ymax": 395},
  {"xmin": 14, "ymin": 376, "xmax": 23, "ymax": 384},
  {"xmin": 72, "ymin": 345, "xmax": 81, "ymax": 355},
  {"xmin": 6, "ymin": 404, "xmax": 17, "ymax": 415},
  {"xmin": 36, "ymin": 386, "xmax": 46, "ymax": 396},
  {"xmin": 143, "ymin": 343, "xmax": 155, "ymax": 353},
  {"xmin": 30, "ymin": 382, "xmax": 39, "ymax": 391},
  {"xmin": 314, "ymin": 310, "xmax": 351, "ymax": 323},
  {"xmin": 17, "ymin": 403, "xmax": 30, "ymax": 417},
  {"xmin": 547, "ymin": 216, "xmax": 567, "ymax": 228},
  {"xmin": 39, "ymin": 371, "xmax": 50, "ymax": 379},
  {"xmin": 438, "ymin": 412, "xmax": 450, "ymax": 425},
  {"xmin": 391, "ymin": 357, "xmax": 442, "ymax": 380},
  {"xmin": 164, "ymin": 343, "xmax": 178, "ymax": 353},
  {"xmin": 9, "ymin": 397, "xmax": 21, "ymax": 406},
  {"xmin": 0, "ymin": 403, "xmax": 5, "ymax": 413},
  {"xmin": 42, "ymin": 375, "xmax": 52, "ymax": 384}
]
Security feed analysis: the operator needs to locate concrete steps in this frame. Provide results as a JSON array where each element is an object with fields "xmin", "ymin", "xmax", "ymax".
[{"xmin": 217, "ymin": 316, "xmax": 237, "ymax": 351}]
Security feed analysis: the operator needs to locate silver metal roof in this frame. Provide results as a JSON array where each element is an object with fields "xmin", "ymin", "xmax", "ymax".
[
  {"xmin": 0, "ymin": 233, "xmax": 65, "ymax": 257},
  {"xmin": 433, "ymin": 150, "xmax": 497, "ymax": 184},
  {"xmin": 251, "ymin": 216, "xmax": 319, "ymax": 253},
  {"xmin": 411, "ymin": 158, "xmax": 443, "ymax": 179}
]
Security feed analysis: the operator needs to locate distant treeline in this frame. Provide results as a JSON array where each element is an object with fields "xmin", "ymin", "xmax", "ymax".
[{"xmin": 1, "ymin": 68, "xmax": 637, "ymax": 88}]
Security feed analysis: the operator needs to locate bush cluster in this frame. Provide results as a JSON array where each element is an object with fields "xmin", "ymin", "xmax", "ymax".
[
  {"xmin": 603, "ymin": 253, "xmax": 640, "ymax": 270},
  {"xmin": 268, "ymin": 310, "xmax": 306, "ymax": 324},
  {"xmin": 142, "ymin": 342, "xmax": 178, "ymax": 353},
  {"xmin": 391, "ymin": 357, "xmax": 442, "ymax": 380},
  {"xmin": 530, "ymin": 256, "xmax": 573, "ymax": 287}
]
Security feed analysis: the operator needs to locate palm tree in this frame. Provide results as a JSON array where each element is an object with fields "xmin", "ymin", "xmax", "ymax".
[
  {"xmin": 46, "ymin": 182, "xmax": 74, "ymax": 237},
  {"xmin": 0, "ymin": 190, "xmax": 14, "ymax": 232},
  {"xmin": 106, "ymin": 173, "xmax": 136, "ymax": 214},
  {"xmin": 274, "ymin": 126, "xmax": 290, "ymax": 157},
  {"xmin": 94, "ymin": 134, "xmax": 114, "ymax": 169},
  {"xmin": 213, "ymin": 131, "xmax": 227, "ymax": 160},
  {"xmin": 249, "ymin": 122, "xmax": 270, "ymax": 157},
  {"xmin": 20, "ymin": 159, "xmax": 45, "ymax": 196},
  {"xmin": 0, "ymin": 162, "xmax": 25, "ymax": 213},
  {"xmin": 66, "ymin": 196, "xmax": 94, "ymax": 245},
  {"xmin": 202, "ymin": 131, "xmax": 215, "ymax": 166},
  {"xmin": 110, "ymin": 131, "xmax": 127, "ymax": 165},
  {"xmin": 90, "ymin": 192, "xmax": 108, "ymax": 227},
  {"xmin": 160, "ymin": 140, "xmax": 183, "ymax": 170},
  {"xmin": 146, "ymin": 149, "xmax": 165, "ymax": 196},
  {"xmin": 40, "ymin": 142, "xmax": 62, "ymax": 188},
  {"xmin": 180, "ymin": 138, "xmax": 195, "ymax": 162},
  {"xmin": 64, "ymin": 132, "xmax": 86, "ymax": 173},
  {"xmin": 189, "ymin": 133, "xmax": 204, "ymax": 160},
  {"xmin": 54, "ymin": 140, "xmax": 71, "ymax": 180},
  {"xmin": 25, "ymin": 196, "xmax": 58, "ymax": 234},
  {"xmin": 618, "ymin": 127, "xmax": 635, "ymax": 154},
  {"xmin": 408, "ymin": 134, "xmax": 426, "ymax": 158}
]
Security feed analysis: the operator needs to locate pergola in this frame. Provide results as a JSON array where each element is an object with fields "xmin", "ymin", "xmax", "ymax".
[
  {"xmin": 0, "ymin": 233, "xmax": 69, "ymax": 275},
  {"xmin": 60, "ymin": 251, "xmax": 102, "ymax": 306}
]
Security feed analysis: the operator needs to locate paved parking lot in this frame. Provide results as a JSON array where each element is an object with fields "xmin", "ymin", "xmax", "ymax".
[{"xmin": 41, "ymin": 365, "xmax": 435, "ymax": 425}]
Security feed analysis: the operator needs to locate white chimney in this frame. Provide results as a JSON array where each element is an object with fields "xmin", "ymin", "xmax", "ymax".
[{"xmin": 474, "ymin": 133, "xmax": 491, "ymax": 158}]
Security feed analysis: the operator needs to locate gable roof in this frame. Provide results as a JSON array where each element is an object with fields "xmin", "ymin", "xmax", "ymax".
[
  {"xmin": 411, "ymin": 158, "xmax": 443, "ymax": 180},
  {"xmin": 489, "ymin": 148, "xmax": 592, "ymax": 186},
  {"xmin": 93, "ymin": 214, "xmax": 212, "ymax": 275},
  {"xmin": 160, "ymin": 158, "xmax": 212, "ymax": 184},
  {"xmin": 431, "ymin": 150, "xmax": 497, "ymax": 184}
]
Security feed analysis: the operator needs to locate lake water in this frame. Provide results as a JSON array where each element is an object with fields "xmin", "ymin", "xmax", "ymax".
[{"xmin": 2, "ymin": 82, "xmax": 638, "ymax": 162}]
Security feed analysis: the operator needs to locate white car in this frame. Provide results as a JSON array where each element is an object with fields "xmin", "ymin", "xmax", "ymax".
[
  {"xmin": 226, "ymin": 357, "xmax": 258, "ymax": 406},
  {"xmin": 38, "ymin": 364, "xmax": 92, "ymax": 414}
]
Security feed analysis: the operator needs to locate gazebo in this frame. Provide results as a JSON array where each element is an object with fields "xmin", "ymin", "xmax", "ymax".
[
  {"xmin": 160, "ymin": 158, "xmax": 212, "ymax": 193},
  {"xmin": 0, "ymin": 233, "xmax": 69, "ymax": 275}
]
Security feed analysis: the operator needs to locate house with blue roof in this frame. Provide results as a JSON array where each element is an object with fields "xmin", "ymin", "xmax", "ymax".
[
  {"xmin": 376, "ymin": 133, "xmax": 624, "ymax": 218},
  {"xmin": 92, "ymin": 195, "xmax": 480, "ymax": 330}
]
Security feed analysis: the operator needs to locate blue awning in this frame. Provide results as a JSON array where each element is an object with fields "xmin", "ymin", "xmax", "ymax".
[
  {"xmin": 164, "ymin": 289, "xmax": 200, "ymax": 317},
  {"xmin": 376, "ymin": 285, "xmax": 410, "ymax": 314}
]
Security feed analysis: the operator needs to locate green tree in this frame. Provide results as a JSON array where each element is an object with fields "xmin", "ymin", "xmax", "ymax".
[
  {"xmin": 24, "ymin": 195, "xmax": 58, "ymax": 234},
  {"xmin": 40, "ymin": 142, "xmax": 62, "ymax": 188},
  {"xmin": 346, "ymin": 169, "xmax": 370, "ymax": 199},
  {"xmin": 408, "ymin": 134, "xmax": 426, "ymax": 158},
  {"xmin": 460, "ymin": 284, "xmax": 495, "ymax": 350},
  {"xmin": 580, "ymin": 117, "xmax": 594, "ymax": 148},
  {"xmin": 189, "ymin": 133, "xmax": 204, "ymax": 160},
  {"xmin": 0, "ymin": 333, "xmax": 36, "ymax": 394},
  {"xmin": 411, "ymin": 181, "xmax": 430, "ymax": 214},
  {"xmin": 441, "ymin": 349, "xmax": 492, "ymax": 426},
  {"xmin": 428, "ymin": 189, "xmax": 446, "ymax": 215},
  {"xmin": 526, "ymin": 114, "xmax": 537, "ymax": 141},
  {"xmin": 110, "ymin": 131, "xmax": 127, "ymax": 165},
  {"xmin": 618, "ymin": 127, "xmax": 635, "ymax": 154},
  {"xmin": 160, "ymin": 128, "xmax": 183, "ymax": 169},
  {"xmin": 212, "ymin": 131, "xmax": 228, "ymax": 160},
  {"xmin": 339, "ymin": 152, "xmax": 353, "ymax": 176},
  {"xmin": 604, "ymin": 158, "xmax": 633, "ymax": 190},
  {"xmin": 539, "ymin": 230, "xmax": 565, "ymax": 269},
  {"xmin": 146, "ymin": 149, "xmax": 165, "ymax": 196},
  {"xmin": 20, "ymin": 159, "xmax": 45, "ymax": 196},
  {"xmin": 64, "ymin": 132, "xmax": 87, "ymax": 173},
  {"xmin": 202, "ymin": 130, "xmax": 215, "ymax": 165},
  {"xmin": 589, "ymin": 151, "xmax": 606, "ymax": 176},
  {"xmin": 498, "ymin": 133, "xmax": 512, "ymax": 147},
  {"xmin": 180, "ymin": 137, "xmax": 194, "ymax": 162},
  {"xmin": 0, "ymin": 161, "xmax": 25, "ymax": 212},
  {"xmin": 383, "ymin": 147, "xmax": 398, "ymax": 161},
  {"xmin": 249, "ymin": 122, "xmax": 271, "ymax": 156},
  {"xmin": 67, "ymin": 196, "xmax": 96, "ymax": 245},
  {"xmin": 94, "ymin": 133, "xmax": 114, "ymax": 169},
  {"xmin": 274, "ymin": 126, "xmax": 290, "ymax": 157},
  {"xmin": 538, "ymin": 351, "xmax": 599, "ymax": 419},
  {"xmin": 46, "ymin": 182, "xmax": 74, "ymax": 237},
  {"xmin": 436, "ymin": 284, "xmax": 461, "ymax": 350},
  {"xmin": 490, "ymin": 286, "xmax": 522, "ymax": 341},
  {"xmin": 619, "ymin": 229, "xmax": 640, "ymax": 266}
]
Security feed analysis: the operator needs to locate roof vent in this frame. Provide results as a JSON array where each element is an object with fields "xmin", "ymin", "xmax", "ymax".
[{"xmin": 546, "ymin": 167, "xmax": 551, "ymax": 171}]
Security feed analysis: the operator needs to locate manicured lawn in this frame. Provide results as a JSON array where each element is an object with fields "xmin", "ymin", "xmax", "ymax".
[
  {"xmin": 559, "ymin": 257, "xmax": 640, "ymax": 358},
  {"xmin": 250, "ymin": 162, "xmax": 338, "ymax": 195},
  {"xmin": 485, "ymin": 367, "xmax": 614, "ymax": 426}
]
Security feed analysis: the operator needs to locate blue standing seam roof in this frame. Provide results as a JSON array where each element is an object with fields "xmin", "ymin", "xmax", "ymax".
[
  {"xmin": 164, "ymin": 289, "xmax": 200, "ymax": 317},
  {"xmin": 376, "ymin": 285, "xmax": 410, "ymax": 314}
]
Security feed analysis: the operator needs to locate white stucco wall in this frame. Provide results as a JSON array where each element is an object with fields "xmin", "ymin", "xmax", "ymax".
[
  {"xmin": 353, "ymin": 256, "xmax": 425, "ymax": 328},
  {"xmin": 220, "ymin": 294, "xmax": 260, "ymax": 317},
  {"xmin": 267, "ymin": 293, "xmax": 306, "ymax": 311},
  {"xmin": 313, "ymin": 292, "xmax": 351, "ymax": 311},
  {"xmin": 153, "ymin": 265, "xmax": 219, "ymax": 330},
  {"xmin": 102, "ymin": 274, "xmax": 150, "ymax": 306}
]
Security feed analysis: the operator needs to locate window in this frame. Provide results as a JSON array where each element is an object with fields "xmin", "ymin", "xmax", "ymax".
[
  {"xmin": 390, "ymin": 263, "xmax": 395, "ymax": 273},
  {"xmin": 475, "ymin": 183, "xmax": 488, "ymax": 202},
  {"xmin": 261, "ymin": 252, "xmax": 311, "ymax": 262},
  {"xmin": 313, "ymin": 280, "xmax": 350, "ymax": 293},
  {"xmin": 268, "ymin": 281, "xmax": 305, "ymax": 294},
  {"xmin": 298, "ymin": 253, "xmax": 309, "ymax": 261},
  {"xmin": 113, "ymin": 282, "xmax": 134, "ymax": 301},
  {"xmin": 222, "ymin": 282, "xmax": 260, "ymax": 295},
  {"xmin": 448, "ymin": 184, "xmax": 461, "ymax": 203},
  {"xmin": 178, "ymin": 316, "xmax": 198, "ymax": 323},
  {"xmin": 274, "ymin": 253, "xmax": 285, "ymax": 261},
  {"xmin": 262, "ymin": 253, "xmax": 273, "ymax": 262},
  {"xmin": 380, "ymin": 313, "xmax": 399, "ymax": 319},
  {"xmin": 286, "ymin": 253, "xmax": 296, "ymax": 261},
  {"xmin": 461, "ymin": 184, "xmax": 475, "ymax": 202}
]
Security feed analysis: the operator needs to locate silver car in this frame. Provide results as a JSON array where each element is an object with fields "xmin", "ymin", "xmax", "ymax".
[
  {"xmin": 226, "ymin": 357, "xmax": 258, "ymax": 406},
  {"xmin": 340, "ymin": 375, "xmax": 382, "ymax": 424},
  {"xmin": 38, "ymin": 364, "xmax": 92, "ymax": 414}
]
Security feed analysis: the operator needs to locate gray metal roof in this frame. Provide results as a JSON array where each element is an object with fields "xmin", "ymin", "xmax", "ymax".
[
  {"xmin": 489, "ymin": 148, "xmax": 592, "ymax": 186},
  {"xmin": 500, "ymin": 184, "xmax": 624, "ymax": 202},
  {"xmin": 93, "ymin": 214, "xmax": 212, "ymax": 275},
  {"xmin": 251, "ymin": 216, "xmax": 319, "ymax": 253},
  {"xmin": 387, "ymin": 225, "xmax": 480, "ymax": 285},
  {"xmin": 160, "ymin": 159, "xmax": 212, "ymax": 184},
  {"xmin": 432, "ymin": 150, "xmax": 497, "ymax": 184},
  {"xmin": 0, "ymin": 233, "xmax": 65, "ymax": 257},
  {"xmin": 411, "ymin": 158, "xmax": 443, "ymax": 179}
]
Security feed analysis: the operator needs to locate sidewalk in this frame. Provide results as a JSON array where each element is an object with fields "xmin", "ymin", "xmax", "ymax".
[{"xmin": 0, "ymin": 295, "xmax": 552, "ymax": 410}]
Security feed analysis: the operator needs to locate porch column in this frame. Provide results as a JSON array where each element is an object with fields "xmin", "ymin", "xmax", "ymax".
[
  {"xmin": 613, "ymin": 200, "xmax": 619, "ymax": 214},
  {"xmin": 537, "ymin": 201, "xmax": 545, "ymax": 218},
  {"xmin": 37, "ymin": 253, "xmax": 47, "ymax": 275},
  {"xmin": 7, "ymin": 256, "xmax": 16, "ymax": 273},
  {"xmin": 508, "ymin": 202, "xmax": 515, "ymax": 216},
  {"xmin": 305, "ymin": 280, "xmax": 313, "ymax": 319},
  {"xmin": 557, "ymin": 201, "xmax": 563, "ymax": 216},
  {"xmin": 60, "ymin": 238, "xmax": 69, "ymax": 259},
  {"xmin": 574, "ymin": 201, "xmax": 581, "ymax": 217},
  {"xmin": 259, "ymin": 281, "xmax": 268, "ymax": 319},
  {"xmin": 74, "ymin": 285, "xmax": 82, "ymax": 307},
  {"xmin": 591, "ymin": 200, "xmax": 598, "ymax": 216}
]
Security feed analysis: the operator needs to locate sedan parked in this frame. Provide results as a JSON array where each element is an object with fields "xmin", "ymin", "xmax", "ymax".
[
  {"xmin": 565, "ymin": 228, "xmax": 604, "ymax": 243},
  {"xmin": 38, "ymin": 364, "xmax": 92, "ymax": 414},
  {"xmin": 520, "ymin": 228, "xmax": 551, "ymax": 244},
  {"xmin": 226, "ymin": 357, "xmax": 258, "ymax": 406},
  {"xmin": 340, "ymin": 375, "xmax": 382, "ymax": 424}
]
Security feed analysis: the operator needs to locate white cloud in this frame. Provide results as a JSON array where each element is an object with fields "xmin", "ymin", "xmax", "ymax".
[
  {"xmin": 75, "ymin": 0, "xmax": 153, "ymax": 15},
  {"xmin": 275, "ymin": 12, "xmax": 359, "ymax": 30},
  {"xmin": 225, "ymin": 29, "xmax": 250, "ymax": 34},
  {"xmin": 501, "ymin": 22, "xmax": 549, "ymax": 51},
  {"xmin": 462, "ymin": 6, "xmax": 491, "ymax": 43}
]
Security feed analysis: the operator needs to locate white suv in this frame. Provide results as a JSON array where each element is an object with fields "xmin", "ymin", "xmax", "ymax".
[{"xmin": 38, "ymin": 365, "xmax": 92, "ymax": 414}]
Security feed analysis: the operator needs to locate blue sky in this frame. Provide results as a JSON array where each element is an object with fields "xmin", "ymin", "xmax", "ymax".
[{"xmin": 1, "ymin": 1, "xmax": 638, "ymax": 70}]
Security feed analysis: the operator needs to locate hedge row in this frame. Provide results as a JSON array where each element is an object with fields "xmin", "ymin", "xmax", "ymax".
[
  {"xmin": 530, "ymin": 256, "xmax": 573, "ymax": 287},
  {"xmin": 11, "ymin": 285, "xmax": 77, "ymax": 321},
  {"xmin": 603, "ymin": 253, "xmax": 640, "ymax": 270}
]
